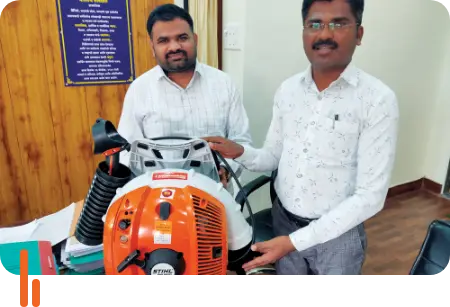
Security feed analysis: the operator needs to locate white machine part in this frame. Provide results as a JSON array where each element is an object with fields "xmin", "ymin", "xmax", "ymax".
[{"xmin": 105, "ymin": 137, "xmax": 253, "ymax": 251}]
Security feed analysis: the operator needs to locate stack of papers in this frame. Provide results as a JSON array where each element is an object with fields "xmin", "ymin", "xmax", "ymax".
[{"xmin": 60, "ymin": 236, "xmax": 104, "ymax": 274}]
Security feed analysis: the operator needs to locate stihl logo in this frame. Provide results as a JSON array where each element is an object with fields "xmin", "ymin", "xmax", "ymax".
[
  {"xmin": 20, "ymin": 250, "xmax": 40, "ymax": 307},
  {"xmin": 150, "ymin": 264, "xmax": 175, "ymax": 275},
  {"xmin": 152, "ymin": 269, "xmax": 175, "ymax": 275}
]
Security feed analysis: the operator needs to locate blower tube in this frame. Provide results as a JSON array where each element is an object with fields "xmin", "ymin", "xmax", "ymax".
[{"xmin": 75, "ymin": 160, "xmax": 132, "ymax": 246}]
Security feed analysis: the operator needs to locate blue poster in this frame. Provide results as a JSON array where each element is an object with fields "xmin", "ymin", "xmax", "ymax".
[{"xmin": 56, "ymin": 0, "xmax": 135, "ymax": 86}]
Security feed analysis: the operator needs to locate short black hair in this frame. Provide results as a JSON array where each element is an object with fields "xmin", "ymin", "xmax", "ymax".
[
  {"xmin": 146, "ymin": 4, "xmax": 194, "ymax": 38},
  {"xmin": 302, "ymin": 0, "xmax": 364, "ymax": 25}
]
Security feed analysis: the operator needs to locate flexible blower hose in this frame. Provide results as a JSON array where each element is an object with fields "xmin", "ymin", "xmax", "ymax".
[{"xmin": 75, "ymin": 161, "xmax": 132, "ymax": 246}]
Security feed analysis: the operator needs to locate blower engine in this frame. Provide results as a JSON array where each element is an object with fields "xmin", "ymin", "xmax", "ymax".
[{"xmin": 75, "ymin": 118, "xmax": 259, "ymax": 275}]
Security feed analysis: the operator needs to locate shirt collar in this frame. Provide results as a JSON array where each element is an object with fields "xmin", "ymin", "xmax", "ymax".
[{"xmin": 300, "ymin": 62, "xmax": 359, "ymax": 88}]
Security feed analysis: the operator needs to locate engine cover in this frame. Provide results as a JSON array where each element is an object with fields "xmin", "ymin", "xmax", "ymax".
[{"xmin": 103, "ymin": 173, "xmax": 228, "ymax": 275}]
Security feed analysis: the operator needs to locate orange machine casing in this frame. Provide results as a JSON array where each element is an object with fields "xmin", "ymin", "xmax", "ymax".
[{"xmin": 103, "ymin": 185, "xmax": 228, "ymax": 275}]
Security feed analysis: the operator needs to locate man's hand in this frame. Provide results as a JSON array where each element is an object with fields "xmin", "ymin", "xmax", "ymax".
[
  {"xmin": 203, "ymin": 136, "xmax": 244, "ymax": 159},
  {"xmin": 218, "ymin": 166, "xmax": 229, "ymax": 187},
  {"xmin": 242, "ymin": 236, "xmax": 296, "ymax": 272}
]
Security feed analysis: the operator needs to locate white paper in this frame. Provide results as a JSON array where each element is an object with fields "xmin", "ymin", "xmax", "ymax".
[
  {"xmin": 64, "ymin": 236, "xmax": 102, "ymax": 257},
  {"xmin": 59, "ymin": 241, "xmax": 72, "ymax": 269},
  {"xmin": 0, "ymin": 220, "xmax": 39, "ymax": 244},
  {"xmin": 29, "ymin": 202, "xmax": 76, "ymax": 246}
]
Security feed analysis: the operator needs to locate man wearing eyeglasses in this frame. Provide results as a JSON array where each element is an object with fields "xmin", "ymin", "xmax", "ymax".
[{"xmin": 204, "ymin": 0, "xmax": 399, "ymax": 275}]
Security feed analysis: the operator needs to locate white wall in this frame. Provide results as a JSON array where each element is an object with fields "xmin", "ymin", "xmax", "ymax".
[
  {"xmin": 352, "ymin": 0, "xmax": 450, "ymax": 186},
  {"xmin": 423, "ymin": 36, "xmax": 450, "ymax": 185},
  {"xmin": 222, "ymin": 0, "xmax": 450, "ymax": 212},
  {"xmin": 222, "ymin": 0, "xmax": 247, "ymax": 95},
  {"xmin": 174, "ymin": 0, "xmax": 184, "ymax": 8}
]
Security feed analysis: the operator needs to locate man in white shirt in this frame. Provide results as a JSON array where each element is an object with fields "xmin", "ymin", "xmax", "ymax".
[
  {"xmin": 204, "ymin": 0, "xmax": 399, "ymax": 274},
  {"xmin": 117, "ymin": 4, "xmax": 252, "ymax": 188}
]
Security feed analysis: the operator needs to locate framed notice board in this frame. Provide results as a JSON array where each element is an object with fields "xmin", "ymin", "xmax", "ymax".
[{"xmin": 56, "ymin": 0, "xmax": 135, "ymax": 86}]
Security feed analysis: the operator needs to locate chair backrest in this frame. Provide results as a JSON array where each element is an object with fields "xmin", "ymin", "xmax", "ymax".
[{"xmin": 410, "ymin": 219, "xmax": 450, "ymax": 275}]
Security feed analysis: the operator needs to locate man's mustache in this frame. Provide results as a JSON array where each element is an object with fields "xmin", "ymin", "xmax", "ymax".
[
  {"xmin": 312, "ymin": 39, "xmax": 338, "ymax": 50},
  {"xmin": 166, "ymin": 50, "xmax": 187, "ymax": 59}
]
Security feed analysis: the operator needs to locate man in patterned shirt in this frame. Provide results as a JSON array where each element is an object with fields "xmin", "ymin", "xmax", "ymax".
[
  {"xmin": 117, "ymin": 4, "xmax": 252, "ymax": 189},
  {"xmin": 205, "ymin": 0, "xmax": 399, "ymax": 274}
]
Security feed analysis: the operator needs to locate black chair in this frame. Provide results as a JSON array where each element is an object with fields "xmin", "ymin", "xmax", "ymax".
[
  {"xmin": 235, "ymin": 170, "xmax": 278, "ymax": 243},
  {"xmin": 409, "ymin": 219, "xmax": 450, "ymax": 275}
]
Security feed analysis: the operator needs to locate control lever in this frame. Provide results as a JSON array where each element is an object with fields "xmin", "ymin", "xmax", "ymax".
[{"xmin": 117, "ymin": 250, "xmax": 145, "ymax": 273}]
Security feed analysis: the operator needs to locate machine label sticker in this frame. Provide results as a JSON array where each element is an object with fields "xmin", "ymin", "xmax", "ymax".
[
  {"xmin": 152, "ymin": 172, "xmax": 188, "ymax": 180},
  {"xmin": 154, "ymin": 221, "xmax": 172, "ymax": 244},
  {"xmin": 160, "ymin": 189, "xmax": 175, "ymax": 199},
  {"xmin": 151, "ymin": 263, "xmax": 175, "ymax": 275}
]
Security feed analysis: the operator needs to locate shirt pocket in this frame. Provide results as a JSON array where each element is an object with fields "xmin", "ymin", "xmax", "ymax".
[{"xmin": 313, "ymin": 116, "xmax": 360, "ymax": 163}]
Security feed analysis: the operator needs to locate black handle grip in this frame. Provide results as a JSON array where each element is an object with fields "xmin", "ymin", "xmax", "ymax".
[{"xmin": 117, "ymin": 250, "xmax": 141, "ymax": 273}]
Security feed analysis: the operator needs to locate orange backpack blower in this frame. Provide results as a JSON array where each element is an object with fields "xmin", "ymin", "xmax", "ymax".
[{"xmin": 75, "ymin": 119, "xmax": 260, "ymax": 275}]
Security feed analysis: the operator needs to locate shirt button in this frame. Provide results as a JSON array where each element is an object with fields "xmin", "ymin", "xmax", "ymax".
[
  {"xmin": 297, "ymin": 174, "xmax": 303, "ymax": 178},
  {"xmin": 311, "ymin": 121, "xmax": 315, "ymax": 126},
  {"xmin": 303, "ymin": 148, "xmax": 308, "ymax": 153},
  {"xmin": 295, "ymin": 198, "xmax": 301, "ymax": 203}
]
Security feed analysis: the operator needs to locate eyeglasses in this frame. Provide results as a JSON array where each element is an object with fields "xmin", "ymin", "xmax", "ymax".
[{"xmin": 304, "ymin": 22, "xmax": 359, "ymax": 32}]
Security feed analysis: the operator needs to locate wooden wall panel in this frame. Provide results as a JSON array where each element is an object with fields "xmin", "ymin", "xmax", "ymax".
[
  {"xmin": 36, "ymin": 0, "xmax": 95, "ymax": 205},
  {"xmin": 0, "ymin": 43, "xmax": 29, "ymax": 224},
  {"xmin": 0, "ymin": 0, "xmax": 65, "ymax": 221},
  {"xmin": 0, "ymin": 0, "xmax": 173, "ymax": 226}
]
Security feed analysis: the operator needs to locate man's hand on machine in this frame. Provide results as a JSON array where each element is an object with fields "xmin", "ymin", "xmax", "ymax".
[
  {"xmin": 242, "ymin": 236, "xmax": 296, "ymax": 272},
  {"xmin": 203, "ymin": 136, "xmax": 244, "ymax": 159}
]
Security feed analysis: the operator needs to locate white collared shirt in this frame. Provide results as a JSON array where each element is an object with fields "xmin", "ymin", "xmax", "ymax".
[
  {"xmin": 235, "ymin": 63, "xmax": 399, "ymax": 252},
  {"xmin": 117, "ymin": 61, "xmax": 252, "ymax": 178}
]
